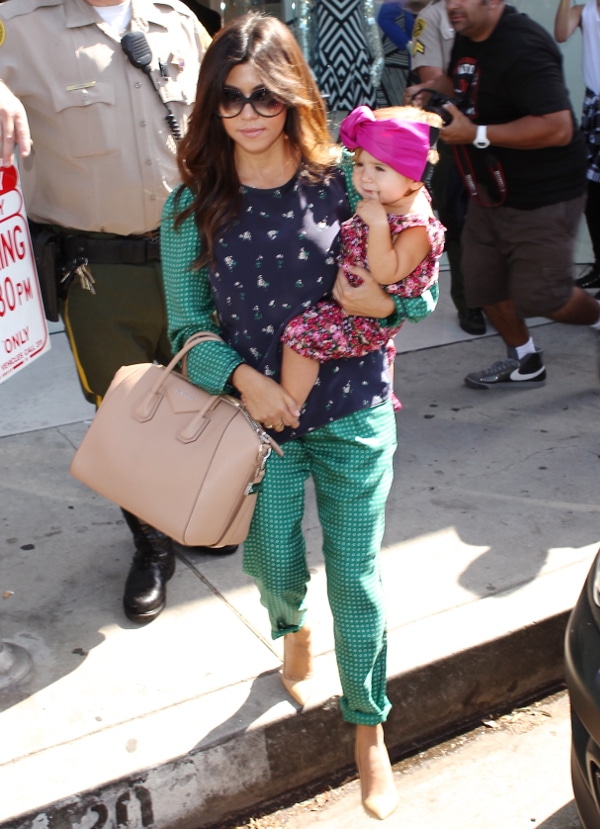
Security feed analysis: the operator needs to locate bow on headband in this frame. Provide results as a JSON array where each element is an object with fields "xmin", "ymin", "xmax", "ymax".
[{"xmin": 339, "ymin": 105, "xmax": 433, "ymax": 182}]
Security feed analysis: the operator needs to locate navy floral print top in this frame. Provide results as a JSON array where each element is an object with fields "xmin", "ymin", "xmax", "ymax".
[{"xmin": 161, "ymin": 162, "xmax": 435, "ymax": 441}]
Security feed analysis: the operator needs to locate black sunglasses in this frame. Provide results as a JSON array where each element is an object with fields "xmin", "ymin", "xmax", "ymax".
[{"xmin": 217, "ymin": 87, "xmax": 286, "ymax": 119}]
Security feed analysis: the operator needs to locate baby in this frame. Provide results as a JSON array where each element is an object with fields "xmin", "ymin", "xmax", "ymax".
[{"xmin": 280, "ymin": 104, "xmax": 445, "ymax": 409}]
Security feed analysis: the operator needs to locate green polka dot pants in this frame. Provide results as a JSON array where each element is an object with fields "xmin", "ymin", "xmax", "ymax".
[{"xmin": 243, "ymin": 402, "xmax": 397, "ymax": 725}]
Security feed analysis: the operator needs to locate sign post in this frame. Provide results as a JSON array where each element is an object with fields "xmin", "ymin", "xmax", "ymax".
[{"xmin": 0, "ymin": 164, "xmax": 50, "ymax": 384}]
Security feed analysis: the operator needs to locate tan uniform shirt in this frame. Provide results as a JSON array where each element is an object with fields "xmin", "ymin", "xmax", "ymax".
[
  {"xmin": 0, "ymin": 0, "xmax": 210, "ymax": 235},
  {"xmin": 411, "ymin": 1, "xmax": 455, "ymax": 73}
]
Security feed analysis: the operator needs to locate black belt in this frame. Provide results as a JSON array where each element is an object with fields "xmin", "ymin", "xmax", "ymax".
[
  {"xmin": 62, "ymin": 231, "xmax": 161, "ymax": 265},
  {"xmin": 27, "ymin": 222, "xmax": 161, "ymax": 265}
]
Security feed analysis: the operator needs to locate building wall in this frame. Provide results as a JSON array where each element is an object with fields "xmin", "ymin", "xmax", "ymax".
[{"xmin": 513, "ymin": 0, "xmax": 584, "ymax": 113}]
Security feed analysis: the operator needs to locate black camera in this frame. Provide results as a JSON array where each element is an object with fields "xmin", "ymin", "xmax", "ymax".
[{"xmin": 410, "ymin": 89, "xmax": 457, "ymax": 126}]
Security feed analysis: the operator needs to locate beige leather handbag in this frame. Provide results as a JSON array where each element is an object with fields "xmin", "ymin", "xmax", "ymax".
[{"xmin": 70, "ymin": 333, "xmax": 283, "ymax": 547}]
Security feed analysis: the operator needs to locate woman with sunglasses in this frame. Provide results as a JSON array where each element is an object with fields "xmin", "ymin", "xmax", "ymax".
[{"xmin": 160, "ymin": 12, "xmax": 433, "ymax": 820}]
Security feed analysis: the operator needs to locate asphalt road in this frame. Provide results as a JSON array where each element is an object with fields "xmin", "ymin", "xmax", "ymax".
[{"xmin": 223, "ymin": 690, "xmax": 581, "ymax": 829}]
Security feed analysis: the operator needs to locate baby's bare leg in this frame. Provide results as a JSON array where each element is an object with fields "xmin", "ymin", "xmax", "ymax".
[{"xmin": 281, "ymin": 344, "xmax": 320, "ymax": 409}]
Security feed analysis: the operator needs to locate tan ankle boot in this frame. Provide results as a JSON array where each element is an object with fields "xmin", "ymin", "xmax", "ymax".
[
  {"xmin": 280, "ymin": 626, "xmax": 314, "ymax": 707},
  {"xmin": 355, "ymin": 724, "xmax": 399, "ymax": 820}
]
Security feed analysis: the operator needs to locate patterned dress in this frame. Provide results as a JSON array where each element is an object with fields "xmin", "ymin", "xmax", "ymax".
[
  {"xmin": 281, "ymin": 210, "xmax": 445, "ymax": 362},
  {"xmin": 314, "ymin": 0, "xmax": 377, "ymax": 111}
]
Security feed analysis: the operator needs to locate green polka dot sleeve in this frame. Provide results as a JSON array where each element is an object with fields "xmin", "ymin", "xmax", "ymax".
[{"xmin": 161, "ymin": 188, "xmax": 244, "ymax": 395}]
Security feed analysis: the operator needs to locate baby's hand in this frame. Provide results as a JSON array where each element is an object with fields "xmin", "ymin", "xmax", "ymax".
[{"xmin": 355, "ymin": 199, "xmax": 388, "ymax": 229}]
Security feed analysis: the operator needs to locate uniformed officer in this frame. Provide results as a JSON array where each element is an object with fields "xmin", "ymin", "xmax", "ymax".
[{"xmin": 0, "ymin": 0, "xmax": 230, "ymax": 624}]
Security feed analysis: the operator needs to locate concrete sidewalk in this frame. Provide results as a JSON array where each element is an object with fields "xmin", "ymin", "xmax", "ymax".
[{"xmin": 0, "ymin": 271, "xmax": 599, "ymax": 829}]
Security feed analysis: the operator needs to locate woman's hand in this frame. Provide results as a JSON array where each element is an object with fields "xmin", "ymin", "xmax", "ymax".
[
  {"xmin": 333, "ymin": 266, "xmax": 396, "ymax": 318},
  {"xmin": 232, "ymin": 363, "xmax": 300, "ymax": 431}
]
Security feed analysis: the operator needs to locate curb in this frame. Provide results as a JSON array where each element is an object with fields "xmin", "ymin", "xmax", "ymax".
[{"xmin": 2, "ymin": 611, "xmax": 569, "ymax": 829}]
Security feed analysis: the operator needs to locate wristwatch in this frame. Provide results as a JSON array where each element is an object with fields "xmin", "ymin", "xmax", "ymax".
[{"xmin": 473, "ymin": 125, "xmax": 490, "ymax": 149}]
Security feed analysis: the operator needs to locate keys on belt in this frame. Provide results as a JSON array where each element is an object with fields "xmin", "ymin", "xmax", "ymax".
[
  {"xmin": 60, "ymin": 257, "xmax": 96, "ymax": 296},
  {"xmin": 28, "ymin": 223, "xmax": 161, "ymax": 297},
  {"xmin": 60, "ymin": 230, "xmax": 160, "ymax": 295}
]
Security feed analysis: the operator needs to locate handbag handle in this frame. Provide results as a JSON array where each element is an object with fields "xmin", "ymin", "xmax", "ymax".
[
  {"xmin": 134, "ymin": 332, "xmax": 284, "ymax": 457},
  {"xmin": 134, "ymin": 333, "xmax": 218, "ymax": 420}
]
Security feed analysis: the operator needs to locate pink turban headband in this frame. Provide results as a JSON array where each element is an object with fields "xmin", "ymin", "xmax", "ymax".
[{"xmin": 339, "ymin": 105, "xmax": 433, "ymax": 182}]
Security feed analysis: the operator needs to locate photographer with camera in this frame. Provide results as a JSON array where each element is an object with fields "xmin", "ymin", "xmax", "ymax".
[
  {"xmin": 0, "ymin": 0, "xmax": 226, "ymax": 625},
  {"xmin": 423, "ymin": 0, "xmax": 600, "ymax": 389}
]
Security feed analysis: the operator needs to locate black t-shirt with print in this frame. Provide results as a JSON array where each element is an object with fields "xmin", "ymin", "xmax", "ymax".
[{"xmin": 449, "ymin": 5, "xmax": 587, "ymax": 209}]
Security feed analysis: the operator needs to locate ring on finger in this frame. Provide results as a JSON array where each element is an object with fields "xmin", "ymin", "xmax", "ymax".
[{"xmin": 275, "ymin": 421, "xmax": 285, "ymax": 432}]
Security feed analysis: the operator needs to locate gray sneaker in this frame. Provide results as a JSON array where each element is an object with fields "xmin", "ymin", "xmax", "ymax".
[{"xmin": 465, "ymin": 349, "xmax": 546, "ymax": 389}]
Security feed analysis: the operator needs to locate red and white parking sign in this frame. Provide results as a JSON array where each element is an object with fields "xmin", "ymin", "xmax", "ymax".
[{"xmin": 0, "ymin": 164, "xmax": 50, "ymax": 383}]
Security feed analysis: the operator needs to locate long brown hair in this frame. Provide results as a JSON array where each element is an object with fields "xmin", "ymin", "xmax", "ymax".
[{"xmin": 175, "ymin": 12, "xmax": 336, "ymax": 268}]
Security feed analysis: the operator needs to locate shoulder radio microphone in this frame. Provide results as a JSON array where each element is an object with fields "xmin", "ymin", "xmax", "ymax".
[
  {"xmin": 121, "ymin": 31, "xmax": 183, "ymax": 141},
  {"xmin": 121, "ymin": 31, "xmax": 153, "ymax": 72}
]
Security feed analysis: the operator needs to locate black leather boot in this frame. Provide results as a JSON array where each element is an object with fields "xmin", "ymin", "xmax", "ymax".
[{"xmin": 121, "ymin": 510, "xmax": 176, "ymax": 624}]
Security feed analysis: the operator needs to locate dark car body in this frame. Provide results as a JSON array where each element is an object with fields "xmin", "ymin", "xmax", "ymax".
[{"xmin": 565, "ymin": 549, "xmax": 600, "ymax": 829}]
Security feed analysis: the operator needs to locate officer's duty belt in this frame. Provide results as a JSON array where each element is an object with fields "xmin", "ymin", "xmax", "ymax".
[{"xmin": 60, "ymin": 230, "xmax": 161, "ymax": 265}]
